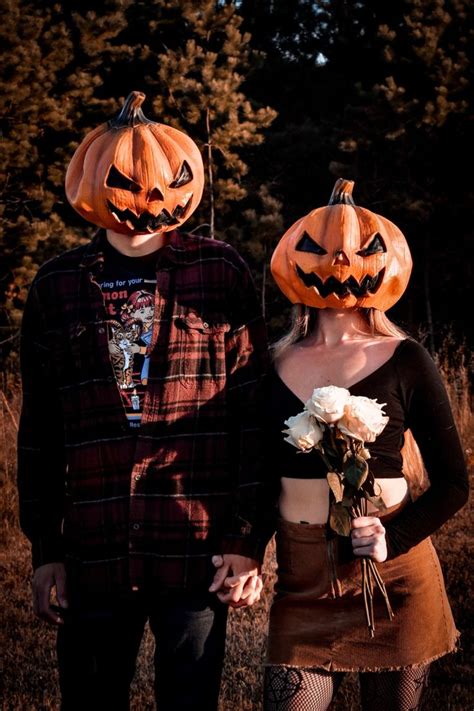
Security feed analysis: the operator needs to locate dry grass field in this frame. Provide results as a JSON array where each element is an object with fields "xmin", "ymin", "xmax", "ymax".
[{"xmin": 1, "ymin": 352, "xmax": 473, "ymax": 710}]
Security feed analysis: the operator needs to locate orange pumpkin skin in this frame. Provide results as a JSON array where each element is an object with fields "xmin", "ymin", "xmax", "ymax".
[
  {"xmin": 65, "ymin": 91, "xmax": 204, "ymax": 235},
  {"xmin": 270, "ymin": 179, "xmax": 412, "ymax": 311}
]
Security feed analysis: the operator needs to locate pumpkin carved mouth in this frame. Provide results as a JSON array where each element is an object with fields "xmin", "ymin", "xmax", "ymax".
[
  {"xmin": 296, "ymin": 265, "xmax": 385, "ymax": 298},
  {"xmin": 107, "ymin": 197, "xmax": 192, "ymax": 233}
]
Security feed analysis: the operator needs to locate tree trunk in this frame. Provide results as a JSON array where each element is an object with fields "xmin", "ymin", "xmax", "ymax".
[{"xmin": 205, "ymin": 108, "xmax": 215, "ymax": 239}]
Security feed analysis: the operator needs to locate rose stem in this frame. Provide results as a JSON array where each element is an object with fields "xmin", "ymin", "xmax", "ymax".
[
  {"xmin": 362, "ymin": 558, "xmax": 375, "ymax": 638},
  {"xmin": 368, "ymin": 560, "xmax": 395, "ymax": 620}
]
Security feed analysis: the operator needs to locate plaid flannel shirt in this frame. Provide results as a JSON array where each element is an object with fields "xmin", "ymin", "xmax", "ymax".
[{"xmin": 17, "ymin": 229, "xmax": 272, "ymax": 593}]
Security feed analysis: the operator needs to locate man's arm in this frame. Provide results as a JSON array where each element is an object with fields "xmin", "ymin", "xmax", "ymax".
[
  {"xmin": 211, "ymin": 253, "xmax": 278, "ymax": 604},
  {"xmin": 17, "ymin": 279, "xmax": 68, "ymax": 622}
]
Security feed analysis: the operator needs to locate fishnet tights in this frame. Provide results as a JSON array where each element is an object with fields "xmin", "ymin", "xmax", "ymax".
[
  {"xmin": 264, "ymin": 666, "xmax": 342, "ymax": 711},
  {"xmin": 264, "ymin": 664, "xmax": 430, "ymax": 711}
]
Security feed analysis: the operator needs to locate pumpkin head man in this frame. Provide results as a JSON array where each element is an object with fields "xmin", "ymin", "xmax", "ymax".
[
  {"xmin": 18, "ymin": 88, "xmax": 271, "ymax": 711},
  {"xmin": 271, "ymin": 178, "xmax": 412, "ymax": 312},
  {"xmin": 65, "ymin": 91, "xmax": 204, "ymax": 235}
]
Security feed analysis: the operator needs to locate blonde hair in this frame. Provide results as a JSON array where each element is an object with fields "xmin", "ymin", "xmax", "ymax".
[
  {"xmin": 271, "ymin": 304, "xmax": 407, "ymax": 360},
  {"xmin": 271, "ymin": 304, "xmax": 429, "ymax": 499}
]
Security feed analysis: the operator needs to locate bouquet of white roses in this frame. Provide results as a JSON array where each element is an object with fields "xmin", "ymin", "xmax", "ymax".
[{"xmin": 283, "ymin": 385, "xmax": 394, "ymax": 637}]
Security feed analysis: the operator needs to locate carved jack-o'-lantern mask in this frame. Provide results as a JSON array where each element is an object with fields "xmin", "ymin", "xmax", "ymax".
[
  {"xmin": 65, "ymin": 91, "xmax": 204, "ymax": 235},
  {"xmin": 271, "ymin": 179, "xmax": 412, "ymax": 311}
]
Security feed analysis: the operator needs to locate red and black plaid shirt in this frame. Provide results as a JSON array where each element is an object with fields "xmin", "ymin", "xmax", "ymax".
[{"xmin": 17, "ymin": 229, "xmax": 273, "ymax": 593}]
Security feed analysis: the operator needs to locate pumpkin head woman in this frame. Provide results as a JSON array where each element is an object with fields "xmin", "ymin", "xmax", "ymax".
[
  {"xmin": 260, "ymin": 178, "xmax": 467, "ymax": 711},
  {"xmin": 270, "ymin": 178, "xmax": 412, "ymax": 312}
]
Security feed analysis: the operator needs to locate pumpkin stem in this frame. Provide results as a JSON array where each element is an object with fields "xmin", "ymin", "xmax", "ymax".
[
  {"xmin": 109, "ymin": 91, "xmax": 156, "ymax": 128},
  {"xmin": 328, "ymin": 178, "xmax": 356, "ymax": 206}
]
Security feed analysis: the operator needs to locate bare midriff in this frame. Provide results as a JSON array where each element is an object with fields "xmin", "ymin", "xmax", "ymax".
[{"xmin": 279, "ymin": 476, "xmax": 410, "ymax": 524}]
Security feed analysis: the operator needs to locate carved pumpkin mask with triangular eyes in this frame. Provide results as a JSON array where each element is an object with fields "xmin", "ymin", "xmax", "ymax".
[
  {"xmin": 271, "ymin": 179, "xmax": 412, "ymax": 311},
  {"xmin": 65, "ymin": 91, "xmax": 204, "ymax": 236}
]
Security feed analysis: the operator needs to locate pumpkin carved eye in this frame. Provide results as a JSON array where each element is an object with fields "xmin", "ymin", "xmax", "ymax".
[
  {"xmin": 357, "ymin": 233, "xmax": 386, "ymax": 257},
  {"xmin": 106, "ymin": 165, "xmax": 142, "ymax": 193},
  {"xmin": 169, "ymin": 161, "xmax": 193, "ymax": 188},
  {"xmin": 295, "ymin": 231, "xmax": 328, "ymax": 255}
]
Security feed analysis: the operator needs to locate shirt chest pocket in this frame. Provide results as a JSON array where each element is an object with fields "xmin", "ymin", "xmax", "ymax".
[
  {"xmin": 48, "ymin": 321, "xmax": 108, "ymax": 386},
  {"xmin": 177, "ymin": 312, "xmax": 231, "ymax": 386}
]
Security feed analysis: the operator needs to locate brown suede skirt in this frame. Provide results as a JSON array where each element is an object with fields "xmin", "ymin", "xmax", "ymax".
[{"xmin": 265, "ymin": 511, "xmax": 459, "ymax": 672}]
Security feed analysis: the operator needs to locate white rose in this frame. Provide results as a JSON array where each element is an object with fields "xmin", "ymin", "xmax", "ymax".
[
  {"xmin": 338, "ymin": 395, "xmax": 389, "ymax": 442},
  {"xmin": 306, "ymin": 385, "xmax": 351, "ymax": 424},
  {"xmin": 283, "ymin": 411, "xmax": 323, "ymax": 451}
]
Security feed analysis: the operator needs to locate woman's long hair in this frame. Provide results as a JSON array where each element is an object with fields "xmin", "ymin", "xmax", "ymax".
[{"xmin": 271, "ymin": 304, "xmax": 429, "ymax": 499}]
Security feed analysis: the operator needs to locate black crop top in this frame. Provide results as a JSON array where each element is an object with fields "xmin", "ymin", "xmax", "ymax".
[{"xmin": 265, "ymin": 339, "xmax": 469, "ymax": 558}]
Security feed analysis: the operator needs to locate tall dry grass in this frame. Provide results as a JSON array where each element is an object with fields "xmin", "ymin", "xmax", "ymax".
[{"xmin": 1, "ymin": 347, "xmax": 473, "ymax": 711}]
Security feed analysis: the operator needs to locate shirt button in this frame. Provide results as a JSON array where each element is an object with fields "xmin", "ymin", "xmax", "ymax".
[
  {"xmin": 132, "ymin": 523, "xmax": 140, "ymax": 530},
  {"xmin": 203, "ymin": 321, "xmax": 209, "ymax": 328},
  {"xmin": 98, "ymin": 327, "xmax": 105, "ymax": 334}
]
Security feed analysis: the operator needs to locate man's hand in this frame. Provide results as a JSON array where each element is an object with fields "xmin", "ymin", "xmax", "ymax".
[
  {"xmin": 32, "ymin": 562, "xmax": 68, "ymax": 625},
  {"xmin": 209, "ymin": 554, "xmax": 263, "ymax": 608}
]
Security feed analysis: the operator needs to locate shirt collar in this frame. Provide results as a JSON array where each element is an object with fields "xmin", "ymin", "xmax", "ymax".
[{"xmin": 79, "ymin": 228, "xmax": 194, "ymax": 272}]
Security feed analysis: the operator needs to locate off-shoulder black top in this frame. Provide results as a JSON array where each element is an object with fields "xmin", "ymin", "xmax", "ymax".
[{"xmin": 266, "ymin": 338, "xmax": 469, "ymax": 557}]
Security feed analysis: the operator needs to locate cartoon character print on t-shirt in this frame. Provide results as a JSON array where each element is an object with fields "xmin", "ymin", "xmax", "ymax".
[
  {"xmin": 108, "ymin": 318, "xmax": 143, "ymax": 389},
  {"xmin": 99, "ymin": 275, "xmax": 156, "ymax": 428},
  {"xmin": 115, "ymin": 290, "xmax": 155, "ymax": 387}
]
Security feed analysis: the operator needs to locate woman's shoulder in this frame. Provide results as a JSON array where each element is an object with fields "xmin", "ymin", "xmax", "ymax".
[
  {"xmin": 393, "ymin": 338, "xmax": 443, "ymax": 389},
  {"xmin": 394, "ymin": 338, "xmax": 435, "ymax": 366}
]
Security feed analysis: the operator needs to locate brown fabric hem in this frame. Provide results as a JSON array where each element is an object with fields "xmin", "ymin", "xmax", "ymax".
[
  {"xmin": 268, "ymin": 523, "xmax": 459, "ymax": 670},
  {"xmin": 263, "ymin": 634, "xmax": 461, "ymax": 674}
]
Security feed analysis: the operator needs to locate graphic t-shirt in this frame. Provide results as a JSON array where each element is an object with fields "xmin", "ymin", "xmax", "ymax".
[{"xmin": 97, "ymin": 241, "xmax": 159, "ymax": 429}]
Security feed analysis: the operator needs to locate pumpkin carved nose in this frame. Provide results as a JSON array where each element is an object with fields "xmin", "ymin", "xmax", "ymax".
[{"xmin": 333, "ymin": 250, "xmax": 350, "ymax": 266}]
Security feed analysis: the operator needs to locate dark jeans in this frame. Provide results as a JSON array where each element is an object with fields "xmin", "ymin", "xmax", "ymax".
[{"xmin": 56, "ymin": 588, "xmax": 228, "ymax": 711}]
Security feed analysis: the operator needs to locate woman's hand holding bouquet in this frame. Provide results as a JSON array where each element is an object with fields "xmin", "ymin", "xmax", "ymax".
[{"xmin": 283, "ymin": 385, "xmax": 394, "ymax": 637}]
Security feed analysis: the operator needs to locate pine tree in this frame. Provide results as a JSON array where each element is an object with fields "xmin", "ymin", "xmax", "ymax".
[
  {"xmin": 0, "ymin": 0, "xmax": 131, "ymax": 363},
  {"xmin": 239, "ymin": 0, "xmax": 326, "ymax": 64},
  {"xmin": 237, "ymin": 0, "xmax": 474, "ymax": 347},
  {"xmin": 367, "ymin": 0, "xmax": 473, "ymax": 349},
  {"xmin": 338, "ymin": 0, "xmax": 474, "ymax": 348},
  {"xmin": 148, "ymin": 0, "xmax": 277, "ymax": 238},
  {"xmin": 0, "ymin": 0, "xmax": 278, "ymax": 368}
]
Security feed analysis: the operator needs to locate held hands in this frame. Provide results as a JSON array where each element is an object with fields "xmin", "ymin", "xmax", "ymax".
[
  {"xmin": 32, "ymin": 562, "xmax": 68, "ymax": 625},
  {"xmin": 351, "ymin": 516, "xmax": 388, "ymax": 563},
  {"xmin": 209, "ymin": 554, "xmax": 263, "ymax": 608}
]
